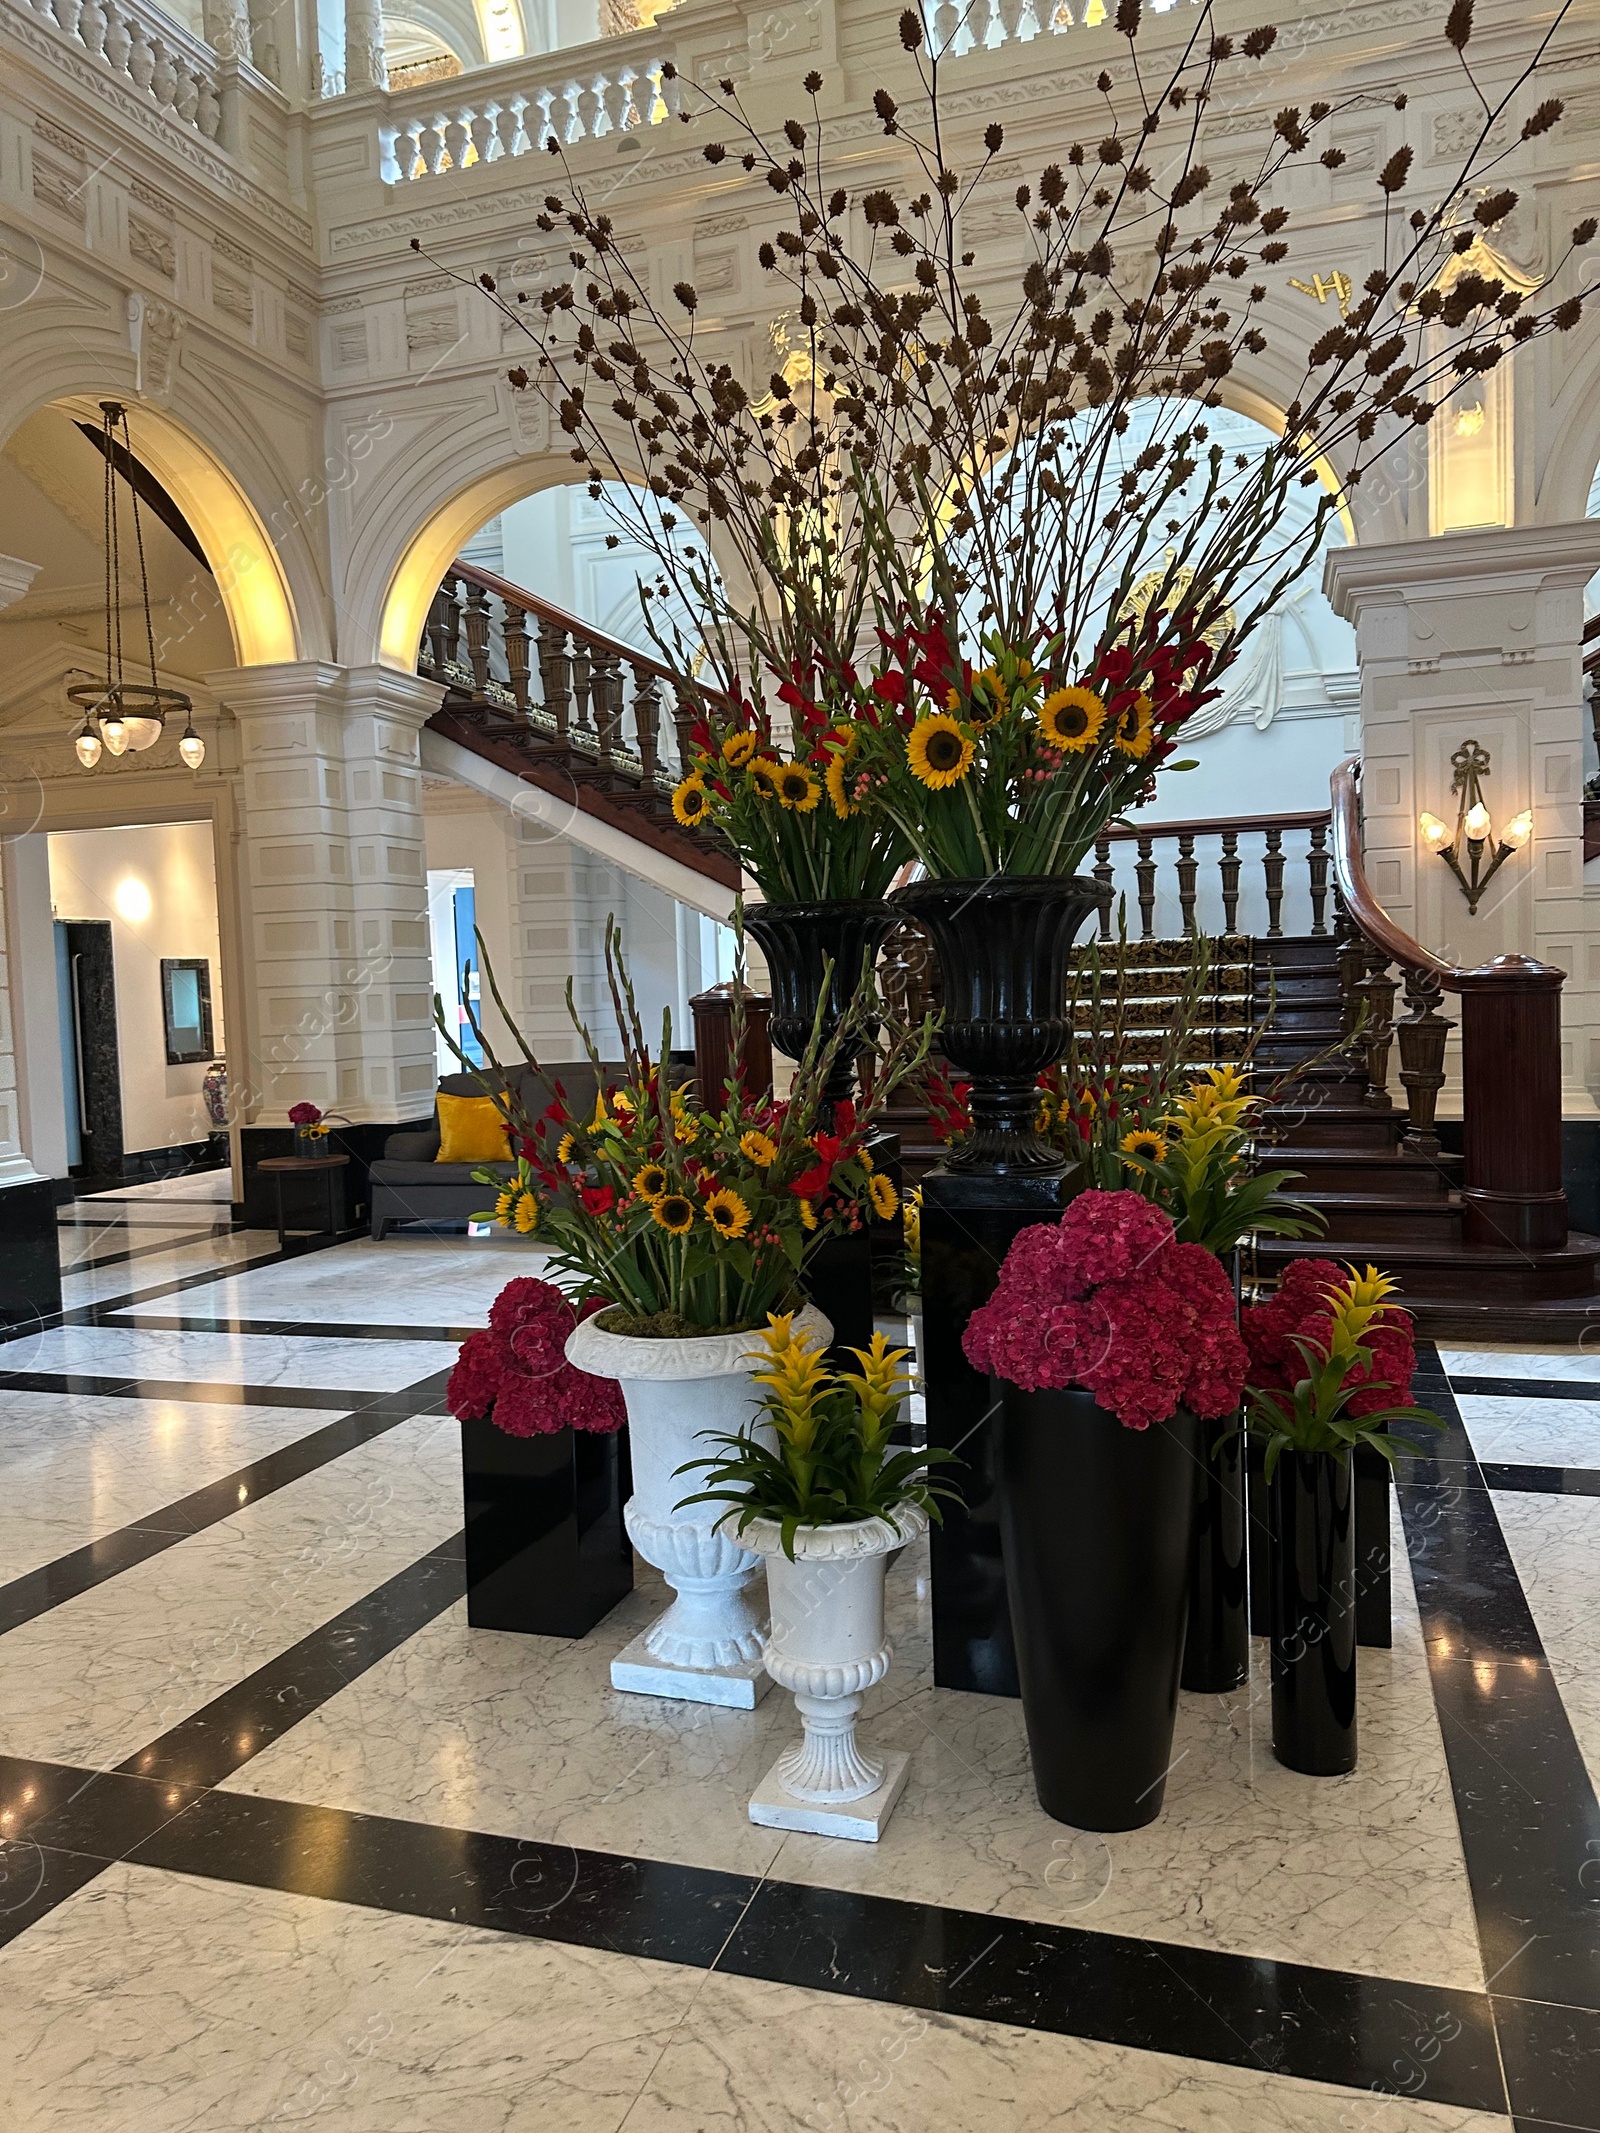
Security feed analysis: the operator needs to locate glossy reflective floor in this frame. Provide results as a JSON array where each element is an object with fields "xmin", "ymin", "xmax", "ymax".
[{"xmin": 1, "ymin": 1176, "xmax": 1597, "ymax": 2129}]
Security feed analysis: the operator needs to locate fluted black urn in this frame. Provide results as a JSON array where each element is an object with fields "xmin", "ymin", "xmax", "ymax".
[
  {"xmin": 742, "ymin": 899, "xmax": 898, "ymax": 1106},
  {"xmin": 890, "ymin": 874, "xmax": 1101, "ymax": 1174}
]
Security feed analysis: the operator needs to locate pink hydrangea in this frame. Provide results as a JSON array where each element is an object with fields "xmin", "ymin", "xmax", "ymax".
[
  {"xmin": 447, "ymin": 1279, "xmax": 625, "ymax": 1437},
  {"xmin": 963, "ymin": 1191, "xmax": 1247, "ymax": 1430},
  {"xmin": 1239, "ymin": 1256, "xmax": 1416, "ymax": 1414}
]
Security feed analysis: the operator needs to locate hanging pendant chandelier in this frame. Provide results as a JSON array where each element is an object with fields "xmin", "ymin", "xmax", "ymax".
[{"xmin": 68, "ymin": 401, "xmax": 203, "ymax": 770}]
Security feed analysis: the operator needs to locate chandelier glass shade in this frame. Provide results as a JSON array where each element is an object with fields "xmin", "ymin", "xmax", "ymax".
[{"xmin": 68, "ymin": 401, "xmax": 202, "ymax": 770}]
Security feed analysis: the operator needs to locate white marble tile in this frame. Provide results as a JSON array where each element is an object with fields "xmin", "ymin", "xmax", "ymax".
[
  {"xmin": 79, "ymin": 1172, "xmax": 232, "ymax": 1206},
  {"xmin": 0, "ymin": 1412, "xmax": 461, "ymax": 1769},
  {"xmin": 1438, "ymin": 1344, "xmax": 1600, "ymax": 1385},
  {"xmin": 626, "ymin": 1969, "xmax": 1505, "ymax": 2133},
  {"xmin": 55, "ymin": 1231, "xmax": 281, "ymax": 1313},
  {"xmin": 133, "ymin": 1233, "xmax": 545, "ymax": 1330},
  {"xmin": 224, "ymin": 1509, "xmax": 1481, "ymax": 1991},
  {"xmin": 56, "ymin": 1227, "xmax": 219, "ymax": 1271},
  {"xmin": 1, "ymin": 1324, "xmax": 451, "ymax": 1392},
  {"xmin": 0, "ymin": 1861, "xmax": 700, "ymax": 2133},
  {"xmin": 1492, "ymin": 1490, "xmax": 1600, "ymax": 1798},
  {"xmin": 1456, "ymin": 1393, "xmax": 1600, "ymax": 1470},
  {"xmin": 0, "ymin": 1390, "xmax": 349, "ymax": 1584}
]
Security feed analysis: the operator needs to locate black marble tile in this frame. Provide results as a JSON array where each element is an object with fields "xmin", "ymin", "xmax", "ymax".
[
  {"xmin": 1481, "ymin": 1464, "xmax": 1600, "ymax": 1499},
  {"xmin": 0, "ymin": 1403, "xmax": 439, "ymax": 1636},
  {"xmin": 717, "ymin": 1879, "xmax": 1506, "ymax": 2110},
  {"xmin": 1447, "ymin": 1377, "xmax": 1600, "ymax": 1404},
  {"xmin": 130, "ymin": 1790, "xmax": 756, "ymax": 1969},
  {"xmin": 0, "ymin": 1841, "xmax": 107, "ymax": 1949},
  {"xmin": 0, "ymin": 1755, "xmax": 203, "ymax": 1859},
  {"xmin": 1493, "ymin": 1996, "xmax": 1600, "ymax": 2131},
  {"xmin": 116, "ymin": 1543, "xmax": 467, "ymax": 1788}
]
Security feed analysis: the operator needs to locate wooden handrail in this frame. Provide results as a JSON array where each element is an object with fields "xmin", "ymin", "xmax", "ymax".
[
  {"xmin": 446, "ymin": 559, "xmax": 674, "ymax": 684},
  {"xmin": 1103, "ymin": 808, "xmax": 1330, "ymax": 842},
  {"xmin": 1329, "ymin": 758, "xmax": 1458, "ymax": 991}
]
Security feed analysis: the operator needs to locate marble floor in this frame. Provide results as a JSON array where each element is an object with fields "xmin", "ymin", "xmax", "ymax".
[{"xmin": 0, "ymin": 1175, "xmax": 1596, "ymax": 2129}]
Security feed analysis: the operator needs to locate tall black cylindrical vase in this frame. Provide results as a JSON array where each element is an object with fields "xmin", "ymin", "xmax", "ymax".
[
  {"xmin": 742, "ymin": 900, "xmax": 897, "ymax": 1107},
  {"xmin": 462, "ymin": 1415, "xmax": 633, "ymax": 1638},
  {"xmin": 995, "ymin": 1385, "xmax": 1198, "ymax": 1829},
  {"xmin": 890, "ymin": 875, "xmax": 1100, "ymax": 1175},
  {"xmin": 1181, "ymin": 1248, "xmax": 1248, "ymax": 1693},
  {"xmin": 1268, "ymin": 1449, "xmax": 1358, "ymax": 1775}
]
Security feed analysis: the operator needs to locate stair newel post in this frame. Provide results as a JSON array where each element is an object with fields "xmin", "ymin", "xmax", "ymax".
[
  {"xmin": 1395, "ymin": 968, "xmax": 1451, "ymax": 1156},
  {"xmin": 1135, "ymin": 831, "xmax": 1157, "ymax": 941},
  {"xmin": 1176, "ymin": 831, "xmax": 1198, "ymax": 937},
  {"xmin": 1263, "ymin": 826, "xmax": 1286, "ymax": 938},
  {"xmin": 1219, "ymin": 828, "xmax": 1241, "ymax": 936},
  {"xmin": 463, "ymin": 580, "xmax": 493, "ymax": 695},
  {"xmin": 537, "ymin": 614, "xmax": 573, "ymax": 745},
  {"xmin": 503, "ymin": 602, "xmax": 532, "ymax": 711},
  {"xmin": 632, "ymin": 665, "xmax": 662, "ymax": 784},
  {"xmin": 1456, "ymin": 955, "xmax": 1568, "ymax": 1251},
  {"xmin": 1307, "ymin": 822, "xmax": 1330, "ymax": 936},
  {"xmin": 1354, "ymin": 946, "xmax": 1397, "ymax": 1107},
  {"xmin": 1092, "ymin": 833, "xmax": 1114, "ymax": 940}
]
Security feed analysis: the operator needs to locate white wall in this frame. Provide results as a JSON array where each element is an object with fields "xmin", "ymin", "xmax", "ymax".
[{"xmin": 46, "ymin": 821, "xmax": 226, "ymax": 1158}]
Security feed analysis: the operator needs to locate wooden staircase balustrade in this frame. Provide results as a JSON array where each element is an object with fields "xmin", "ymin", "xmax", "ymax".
[
  {"xmin": 1091, "ymin": 811, "xmax": 1333, "ymax": 944},
  {"xmin": 419, "ymin": 562, "xmax": 739, "ymax": 891}
]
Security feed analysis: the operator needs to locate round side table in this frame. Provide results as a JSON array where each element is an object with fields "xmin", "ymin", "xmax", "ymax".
[{"xmin": 256, "ymin": 1154, "xmax": 351, "ymax": 1246}]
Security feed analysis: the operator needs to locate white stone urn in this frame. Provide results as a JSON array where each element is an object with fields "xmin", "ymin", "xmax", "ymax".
[
  {"xmin": 565, "ymin": 1304, "xmax": 831, "ymax": 1708},
  {"xmin": 740, "ymin": 1502, "xmax": 928, "ymax": 1841}
]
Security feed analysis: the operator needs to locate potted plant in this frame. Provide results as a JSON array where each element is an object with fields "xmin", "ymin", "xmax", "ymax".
[
  {"xmin": 287, "ymin": 1101, "xmax": 345, "ymax": 1158},
  {"xmin": 454, "ymin": 921, "xmax": 930, "ymax": 1705},
  {"xmin": 446, "ymin": 1277, "xmax": 630, "ymax": 1639},
  {"xmin": 962, "ymin": 1189, "xmax": 1248, "ymax": 1830},
  {"xmin": 1241, "ymin": 1261, "xmax": 1441, "ymax": 1775},
  {"xmin": 680, "ymin": 1314, "xmax": 957, "ymax": 1840}
]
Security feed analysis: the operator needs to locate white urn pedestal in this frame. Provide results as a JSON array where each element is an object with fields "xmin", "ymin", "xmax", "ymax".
[
  {"xmin": 565, "ymin": 1306, "xmax": 831, "ymax": 1709},
  {"xmin": 741, "ymin": 1504, "xmax": 927, "ymax": 1841}
]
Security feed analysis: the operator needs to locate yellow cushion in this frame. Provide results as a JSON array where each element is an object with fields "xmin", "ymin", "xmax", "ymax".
[{"xmin": 434, "ymin": 1091, "xmax": 512, "ymax": 1165}]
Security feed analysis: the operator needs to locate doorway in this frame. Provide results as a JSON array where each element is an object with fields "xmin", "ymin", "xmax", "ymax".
[{"xmin": 57, "ymin": 919, "xmax": 124, "ymax": 1180}]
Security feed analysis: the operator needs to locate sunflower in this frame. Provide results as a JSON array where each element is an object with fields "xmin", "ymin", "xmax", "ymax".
[
  {"xmin": 1038, "ymin": 685, "xmax": 1107, "ymax": 752},
  {"xmin": 634, "ymin": 1162, "xmax": 668, "ymax": 1202},
  {"xmin": 721, "ymin": 731, "xmax": 759, "ymax": 768},
  {"xmin": 739, "ymin": 1129, "xmax": 777, "ymax": 1167},
  {"xmin": 969, "ymin": 665, "xmax": 1009, "ymax": 722},
  {"xmin": 651, "ymin": 1192, "xmax": 695, "ymax": 1236},
  {"xmin": 798, "ymin": 1198, "xmax": 819, "ymax": 1232},
  {"xmin": 867, "ymin": 1172, "xmax": 899, "ymax": 1221},
  {"xmin": 555, "ymin": 1131, "xmax": 578, "ymax": 1164},
  {"xmin": 494, "ymin": 1187, "xmax": 517, "ymax": 1222},
  {"xmin": 512, "ymin": 1191, "xmax": 540, "ymax": 1234},
  {"xmin": 1112, "ymin": 691, "xmax": 1156, "ymax": 759},
  {"xmin": 671, "ymin": 775, "xmax": 712, "ymax": 827},
  {"xmin": 749, "ymin": 757, "xmax": 782, "ymax": 798},
  {"xmin": 775, "ymin": 763, "xmax": 822, "ymax": 813},
  {"xmin": 704, "ymin": 1187, "xmax": 752, "ymax": 1239},
  {"xmin": 907, "ymin": 712, "xmax": 976, "ymax": 790},
  {"xmin": 823, "ymin": 743, "xmax": 856, "ymax": 820},
  {"xmin": 1120, "ymin": 1128, "xmax": 1169, "ymax": 1163}
]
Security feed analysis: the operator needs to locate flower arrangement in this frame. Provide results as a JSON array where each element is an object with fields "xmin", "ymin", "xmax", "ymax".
[
  {"xmin": 1120, "ymin": 1064, "xmax": 1321, "ymax": 1256},
  {"xmin": 962, "ymin": 1189, "xmax": 1248, "ymax": 1429},
  {"xmin": 450, "ymin": 921, "xmax": 928, "ymax": 1336},
  {"xmin": 446, "ymin": 1277, "xmax": 626, "ymax": 1438},
  {"xmin": 1241, "ymin": 1259, "xmax": 1441, "ymax": 1475},
  {"xmin": 287, "ymin": 1101, "xmax": 334, "ymax": 1142},
  {"xmin": 427, "ymin": 0, "xmax": 1593, "ymax": 888},
  {"xmin": 677, "ymin": 1314, "xmax": 957, "ymax": 1557}
]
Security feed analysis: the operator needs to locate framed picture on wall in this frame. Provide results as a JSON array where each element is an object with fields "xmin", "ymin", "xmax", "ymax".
[{"xmin": 161, "ymin": 958, "xmax": 214, "ymax": 1066}]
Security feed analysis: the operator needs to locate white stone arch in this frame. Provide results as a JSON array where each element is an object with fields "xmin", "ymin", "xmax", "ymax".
[{"xmin": 0, "ymin": 328, "xmax": 317, "ymax": 668}]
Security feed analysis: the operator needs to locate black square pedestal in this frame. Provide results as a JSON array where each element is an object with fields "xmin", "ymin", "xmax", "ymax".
[
  {"xmin": 922, "ymin": 1164, "xmax": 1082, "ymax": 1695},
  {"xmin": 462, "ymin": 1419, "xmax": 633, "ymax": 1637}
]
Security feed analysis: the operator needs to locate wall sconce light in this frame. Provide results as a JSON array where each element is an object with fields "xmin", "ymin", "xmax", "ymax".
[{"xmin": 1418, "ymin": 738, "xmax": 1531, "ymax": 915}]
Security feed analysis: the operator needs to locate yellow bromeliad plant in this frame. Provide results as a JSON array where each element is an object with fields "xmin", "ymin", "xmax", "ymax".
[
  {"xmin": 675, "ymin": 1315, "xmax": 959, "ymax": 1559},
  {"xmin": 1120, "ymin": 1064, "xmax": 1323, "ymax": 1257},
  {"xmin": 444, "ymin": 918, "xmax": 926, "ymax": 1338}
]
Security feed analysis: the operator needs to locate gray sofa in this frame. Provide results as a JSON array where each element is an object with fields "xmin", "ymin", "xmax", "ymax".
[{"xmin": 368, "ymin": 1063, "xmax": 617, "ymax": 1239}]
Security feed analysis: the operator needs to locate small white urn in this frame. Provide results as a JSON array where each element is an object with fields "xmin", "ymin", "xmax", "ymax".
[
  {"xmin": 740, "ymin": 1503, "xmax": 928, "ymax": 1841},
  {"xmin": 565, "ymin": 1305, "xmax": 831, "ymax": 1708}
]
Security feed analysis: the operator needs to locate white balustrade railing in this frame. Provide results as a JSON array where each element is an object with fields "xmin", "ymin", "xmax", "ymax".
[
  {"xmin": 930, "ymin": 0, "xmax": 1198, "ymax": 58},
  {"xmin": 21, "ymin": 0, "xmax": 224, "ymax": 141},
  {"xmin": 379, "ymin": 28, "xmax": 679, "ymax": 185}
]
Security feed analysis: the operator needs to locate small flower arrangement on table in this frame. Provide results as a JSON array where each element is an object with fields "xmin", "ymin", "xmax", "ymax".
[
  {"xmin": 963, "ymin": 1189, "xmax": 1247, "ymax": 1430},
  {"xmin": 447, "ymin": 1277, "xmax": 625, "ymax": 1437},
  {"xmin": 287, "ymin": 1101, "xmax": 347, "ymax": 1155}
]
